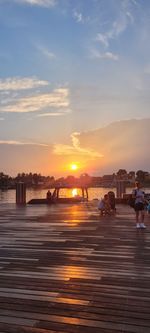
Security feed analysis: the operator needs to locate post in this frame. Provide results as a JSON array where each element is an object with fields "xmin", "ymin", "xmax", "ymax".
[
  {"xmin": 116, "ymin": 180, "xmax": 126, "ymax": 198},
  {"xmin": 16, "ymin": 182, "xmax": 26, "ymax": 204}
]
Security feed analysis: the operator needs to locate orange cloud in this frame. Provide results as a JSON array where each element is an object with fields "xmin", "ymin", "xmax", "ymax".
[{"xmin": 53, "ymin": 132, "xmax": 103, "ymax": 159}]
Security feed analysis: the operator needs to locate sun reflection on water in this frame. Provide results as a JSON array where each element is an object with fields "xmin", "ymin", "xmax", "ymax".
[{"xmin": 72, "ymin": 188, "xmax": 78, "ymax": 197}]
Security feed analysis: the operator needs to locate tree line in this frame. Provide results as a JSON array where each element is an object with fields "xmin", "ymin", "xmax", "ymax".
[{"xmin": 0, "ymin": 169, "xmax": 150, "ymax": 189}]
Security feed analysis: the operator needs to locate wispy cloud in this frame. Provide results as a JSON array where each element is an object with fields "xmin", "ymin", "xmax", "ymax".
[
  {"xmin": 96, "ymin": 17, "xmax": 129, "ymax": 49},
  {"xmin": 36, "ymin": 112, "xmax": 65, "ymax": 117},
  {"xmin": 0, "ymin": 140, "xmax": 49, "ymax": 146},
  {"xmin": 91, "ymin": 49, "xmax": 119, "ymax": 61},
  {"xmin": 0, "ymin": 77, "xmax": 49, "ymax": 91},
  {"xmin": 53, "ymin": 132, "xmax": 103, "ymax": 159},
  {"xmin": 0, "ymin": 88, "xmax": 70, "ymax": 113},
  {"xmin": 36, "ymin": 108, "xmax": 72, "ymax": 117},
  {"xmin": 124, "ymin": 0, "xmax": 138, "ymax": 7},
  {"xmin": 126, "ymin": 11, "xmax": 134, "ymax": 24},
  {"xmin": 73, "ymin": 10, "xmax": 84, "ymax": 23},
  {"xmin": 96, "ymin": 1, "xmax": 135, "ymax": 49},
  {"xmin": 96, "ymin": 33, "xmax": 109, "ymax": 48},
  {"xmin": 36, "ymin": 45, "xmax": 56, "ymax": 60},
  {"xmin": 13, "ymin": 0, "xmax": 57, "ymax": 7},
  {"xmin": 72, "ymin": 8, "xmax": 90, "ymax": 24}
]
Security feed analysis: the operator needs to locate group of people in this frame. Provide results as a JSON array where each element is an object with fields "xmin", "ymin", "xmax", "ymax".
[
  {"xmin": 98, "ymin": 191, "xmax": 116, "ymax": 216},
  {"xmin": 47, "ymin": 184, "xmax": 149, "ymax": 229},
  {"xmin": 98, "ymin": 182, "xmax": 150, "ymax": 229}
]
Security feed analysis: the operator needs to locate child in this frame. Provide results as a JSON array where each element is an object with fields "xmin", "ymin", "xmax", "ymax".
[{"xmin": 98, "ymin": 194, "xmax": 111, "ymax": 216}]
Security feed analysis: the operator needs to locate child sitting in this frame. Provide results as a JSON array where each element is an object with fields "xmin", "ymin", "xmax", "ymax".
[{"xmin": 98, "ymin": 194, "xmax": 111, "ymax": 216}]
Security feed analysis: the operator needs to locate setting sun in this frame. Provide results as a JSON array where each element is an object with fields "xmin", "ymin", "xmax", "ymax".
[{"xmin": 70, "ymin": 163, "xmax": 78, "ymax": 171}]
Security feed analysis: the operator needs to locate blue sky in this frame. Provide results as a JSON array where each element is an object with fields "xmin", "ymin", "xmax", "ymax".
[{"xmin": 0, "ymin": 0, "xmax": 150, "ymax": 175}]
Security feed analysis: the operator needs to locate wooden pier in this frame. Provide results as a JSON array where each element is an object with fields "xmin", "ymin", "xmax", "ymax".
[{"xmin": 0, "ymin": 202, "xmax": 150, "ymax": 333}]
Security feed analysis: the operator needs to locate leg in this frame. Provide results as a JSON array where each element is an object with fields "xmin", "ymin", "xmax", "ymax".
[
  {"xmin": 136, "ymin": 210, "xmax": 139, "ymax": 223},
  {"xmin": 135, "ymin": 209, "xmax": 140, "ymax": 228},
  {"xmin": 140, "ymin": 209, "xmax": 146, "ymax": 228},
  {"xmin": 141, "ymin": 210, "xmax": 145, "ymax": 223}
]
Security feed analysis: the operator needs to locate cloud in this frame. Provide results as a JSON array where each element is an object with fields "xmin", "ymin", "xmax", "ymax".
[
  {"xmin": 72, "ymin": 9, "xmax": 90, "ymax": 24},
  {"xmin": 36, "ymin": 112, "xmax": 65, "ymax": 117},
  {"xmin": 36, "ymin": 45, "xmax": 56, "ymax": 60},
  {"xmin": 73, "ymin": 10, "xmax": 84, "ymax": 23},
  {"xmin": 125, "ymin": 0, "xmax": 138, "ymax": 7},
  {"xmin": 91, "ymin": 49, "xmax": 119, "ymax": 61},
  {"xmin": 36, "ymin": 108, "xmax": 72, "ymax": 117},
  {"xmin": 0, "ymin": 88, "xmax": 70, "ymax": 113},
  {"xmin": 126, "ymin": 11, "xmax": 134, "ymax": 24},
  {"xmin": 96, "ymin": 19, "xmax": 127, "ymax": 49},
  {"xmin": 53, "ymin": 132, "xmax": 103, "ymax": 159},
  {"xmin": 0, "ymin": 140, "xmax": 49, "ymax": 146},
  {"xmin": 13, "ymin": 0, "xmax": 57, "ymax": 7},
  {"xmin": 0, "ymin": 77, "xmax": 49, "ymax": 91},
  {"xmin": 0, "ymin": 117, "xmax": 4, "ymax": 120},
  {"xmin": 96, "ymin": 33, "xmax": 109, "ymax": 48},
  {"xmin": 96, "ymin": 1, "xmax": 135, "ymax": 49}
]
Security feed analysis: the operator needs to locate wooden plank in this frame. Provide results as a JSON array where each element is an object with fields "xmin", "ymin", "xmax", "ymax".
[{"xmin": 0, "ymin": 203, "xmax": 150, "ymax": 332}]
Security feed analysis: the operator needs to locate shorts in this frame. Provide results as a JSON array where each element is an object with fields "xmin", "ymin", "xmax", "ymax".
[{"xmin": 134, "ymin": 202, "xmax": 144, "ymax": 211}]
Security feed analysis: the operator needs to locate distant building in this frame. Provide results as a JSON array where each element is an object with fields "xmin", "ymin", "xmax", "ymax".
[
  {"xmin": 102, "ymin": 175, "xmax": 114, "ymax": 182},
  {"xmin": 91, "ymin": 177, "xmax": 102, "ymax": 187},
  {"xmin": 145, "ymin": 173, "xmax": 150, "ymax": 181}
]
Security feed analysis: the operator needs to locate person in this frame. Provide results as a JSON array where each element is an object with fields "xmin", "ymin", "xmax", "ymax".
[
  {"xmin": 132, "ymin": 182, "xmax": 146, "ymax": 229},
  {"xmin": 107, "ymin": 191, "xmax": 116, "ymax": 214},
  {"xmin": 98, "ymin": 194, "xmax": 111, "ymax": 216},
  {"xmin": 147, "ymin": 201, "xmax": 150, "ymax": 214},
  {"xmin": 46, "ymin": 190, "xmax": 52, "ymax": 204}
]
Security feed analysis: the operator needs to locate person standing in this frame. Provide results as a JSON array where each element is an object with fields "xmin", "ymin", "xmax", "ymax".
[
  {"xmin": 46, "ymin": 190, "xmax": 52, "ymax": 204},
  {"xmin": 132, "ymin": 182, "xmax": 146, "ymax": 229}
]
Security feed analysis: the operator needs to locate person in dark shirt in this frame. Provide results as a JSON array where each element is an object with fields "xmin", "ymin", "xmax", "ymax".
[{"xmin": 46, "ymin": 190, "xmax": 52, "ymax": 204}]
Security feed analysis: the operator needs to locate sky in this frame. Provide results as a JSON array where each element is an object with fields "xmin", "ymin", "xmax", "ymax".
[{"xmin": 0, "ymin": 0, "xmax": 150, "ymax": 176}]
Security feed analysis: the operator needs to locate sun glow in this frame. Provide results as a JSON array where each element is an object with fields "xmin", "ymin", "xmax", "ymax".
[
  {"xmin": 72, "ymin": 188, "xmax": 78, "ymax": 197},
  {"xmin": 70, "ymin": 163, "xmax": 78, "ymax": 171}
]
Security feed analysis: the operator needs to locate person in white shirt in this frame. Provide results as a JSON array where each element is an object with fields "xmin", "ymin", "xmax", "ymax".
[{"xmin": 132, "ymin": 182, "xmax": 146, "ymax": 229}]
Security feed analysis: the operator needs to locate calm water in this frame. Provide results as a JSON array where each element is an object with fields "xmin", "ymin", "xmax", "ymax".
[{"xmin": 0, "ymin": 187, "xmax": 150, "ymax": 204}]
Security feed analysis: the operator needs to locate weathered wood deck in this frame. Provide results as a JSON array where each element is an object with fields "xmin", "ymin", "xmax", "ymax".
[{"xmin": 0, "ymin": 202, "xmax": 150, "ymax": 333}]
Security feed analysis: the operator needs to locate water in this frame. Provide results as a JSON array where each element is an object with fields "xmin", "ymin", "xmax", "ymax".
[{"xmin": 0, "ymin": 187, "xmax": 150, "ymax": 204}]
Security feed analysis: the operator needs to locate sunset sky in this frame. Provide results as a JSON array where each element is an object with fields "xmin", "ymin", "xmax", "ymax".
[{"xmin": 0, "ymin": 0, "xmax": 150, "ymax": 176}]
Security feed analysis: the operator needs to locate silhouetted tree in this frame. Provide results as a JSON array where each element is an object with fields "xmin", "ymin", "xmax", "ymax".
[
  {"xmin": 117, "ymin": 169, "xmax": 127, "ymax": 179},
  {"xmin": 136, "ymin": 170, "xmax": 146, "ymax": 183}
]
